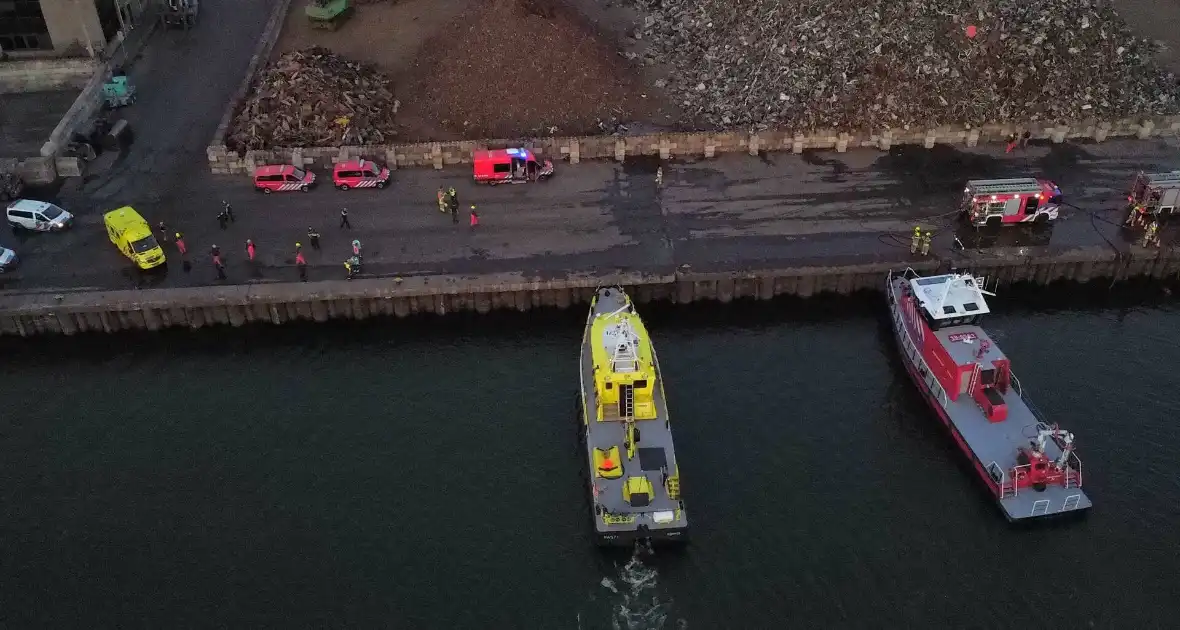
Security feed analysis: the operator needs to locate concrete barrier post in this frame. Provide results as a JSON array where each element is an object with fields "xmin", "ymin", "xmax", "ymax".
[
  {"xmin": 835, "ymin": 132, "xmax": 849, "ymax": 153},
  {"xmin": 385, "ymin": 147, "xmax": 398, "ymax": 170},
  {"xmin": 569, "ymin": 139, "xmax": 580, "ymax": 164},
  {"xmin": 659, "ymin": 137, "xmax": 671, "ymax": 160},
  {"xmin": 748, "ymin": 132, "xmax": 760, "ymax": 156},
  {"xmin": 966, "ymin": 129, "xmax": 980, "ymax": 148},
  {"xmin": 291, "ymin": 148, "xmax": 304, "ymax": 166},
  {"xmin": 792, "ymin": 134, "xmax": 805, "ymax": 154},
  {"xmin": 1138, "ymin": 120, "xmax": 1155, "ymax": 139},
  {"xmin": 1051, "ymin": 126, "xmax": 1068, "ymax": 143},
  {"xmin": 923, "ymin": 130, "xmax": 936, "ymax": 149},
  {"xmin": 1094, "ymin": 122, "xmax": 1112, "ymax": 142},
  {"xmin": 614, "ymin": 139, "xmax": 626, "ymax": 162},
  {"xmin": 878, "ymin": 129, "xmax": 893, "ymax": 151},
  {"xmin": 17, "ymin": 157, "xmax": 57, "ymax": 185},
  {"xmin": 431, "ymin": 143, "xmax": 443, "ymax": 169},
  {"xmin": 704, "ymin": 135, "xmax": 715, "ymax": 158},
  {"xmin": 54, "ymin": 157, "xmax": 84, "ymax": 178}
]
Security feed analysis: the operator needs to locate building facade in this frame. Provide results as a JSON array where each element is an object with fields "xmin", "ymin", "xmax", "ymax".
[{"xmin": 1, "ymin": 0, "xmax": 144, "ymax": 58}]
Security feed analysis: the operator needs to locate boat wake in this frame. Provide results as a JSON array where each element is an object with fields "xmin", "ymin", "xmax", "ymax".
[{"xmin": 588, "ymin": 542, "xmax": 686, "ymax": 630}]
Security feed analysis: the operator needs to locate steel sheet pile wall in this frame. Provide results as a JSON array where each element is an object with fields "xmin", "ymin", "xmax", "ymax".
[{"xmin": 2, "ymin": 247, "xmax": 1178, "ymax": 337}]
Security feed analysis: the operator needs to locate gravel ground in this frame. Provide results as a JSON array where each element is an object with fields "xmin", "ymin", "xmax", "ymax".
[
  {"xmin": 633, "ymin": 0, "xmax": 1180, "ymax": 130},
  {"xmin": 396, "ymin": 0, "xmax": 680, "ymax": 140}
]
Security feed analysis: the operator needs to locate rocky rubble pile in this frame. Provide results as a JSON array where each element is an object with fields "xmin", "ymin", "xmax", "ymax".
[
  {"xmin": 228, "ymin": 47, "xmax": 399, "ymax": 151},
  {"xmin": 633, "ymin": 0, "xmax": 1180, "ymax": 130}
]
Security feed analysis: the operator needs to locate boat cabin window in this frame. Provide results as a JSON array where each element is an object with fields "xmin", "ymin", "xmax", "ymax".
[{"xmin": 927, "ymin": 314, "xmax": 981, "ymax": 329}]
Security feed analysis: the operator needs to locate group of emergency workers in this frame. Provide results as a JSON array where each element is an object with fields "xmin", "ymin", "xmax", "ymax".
[
  {"xmin": 438, "ymin": 186, "xmax": 459, "ymax": 223},
  {"xmin": 910, "ymin": 227, "xmax": 933, "ymax": 257},
  {"xmin": 1124, "ymin": 205, "xmax": 1164, "ymax": 248}
]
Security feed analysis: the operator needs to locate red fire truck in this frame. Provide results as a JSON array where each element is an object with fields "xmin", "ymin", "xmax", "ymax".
[
  {"xmin": 1124, "ymin": 171, "xmax": 1180, "ymax": 225},
  {"xmin": 472, "ymin": 148, "xmax": 554, "ymax": 185},
  {"xmin": 961, "ymin": 178, "xmax": 1062, "ymax": 227},
  {"xmin": 332, "ymin": 159, "xmax": 390, "ymax": 190}
]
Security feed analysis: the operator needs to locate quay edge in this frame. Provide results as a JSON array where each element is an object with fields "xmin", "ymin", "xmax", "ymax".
[{"xmin": 1, "ymin": 246, "xmax": 1178, "ymax": 338}]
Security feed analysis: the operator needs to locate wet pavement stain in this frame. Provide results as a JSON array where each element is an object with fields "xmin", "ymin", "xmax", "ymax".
[
  {"xmin": 673, "ymin": 164, "xmax": 729, "ymax": 193},
  {"xmin": 800, "ymin": 150, "xmax": 850, "ymax": 183},
  {"xmin": 874, "ymin": 144, "xmax": 1005, "ymax": 195},
  {"xmin": 621, "ymin": 155, "xmax": 662, "ymax": 175},
  {"xmin": 952, "ymin": 220, "xmax": 1054, "ymax": 250},
  {"xmin": 1037, "ymin": 142, "xmax": 1096, "ymax": 177}
]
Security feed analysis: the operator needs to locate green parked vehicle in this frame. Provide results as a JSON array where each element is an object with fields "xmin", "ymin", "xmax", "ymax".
[
  {"xmin": 306, "ymin": 0, "xmax": 352, "ymax": 31},
  {"xmin": 102, "ymin": 70, "xmax": 137, "ymax": 109}
]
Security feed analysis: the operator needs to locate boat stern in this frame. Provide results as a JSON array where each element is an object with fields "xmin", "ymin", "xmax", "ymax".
[
  {"xmin": 593, "ymin": 510, "xmax": 689, "ymax": 547},
  {"xmin": 999, "ymin": 488, "xmax": 1092, "ymax": 521}
]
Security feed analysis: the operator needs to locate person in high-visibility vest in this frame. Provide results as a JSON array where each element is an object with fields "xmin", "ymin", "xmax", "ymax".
[
  {"xmin": 437, "ymin": 187, "xmax": 447, "ymax": 213},
  {"xmin": 1142, "ymin": 221, "xmax": 1160, "ymax": 248},
  {"xmin": 920, "ymin": 232, "xmax": 932, "ymax": 256},
  {"xmin": 911, "ymin": 227, "xmax": 922, "ymax": 254}
]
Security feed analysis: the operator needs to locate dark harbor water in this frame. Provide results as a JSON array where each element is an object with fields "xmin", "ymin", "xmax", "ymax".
[{"xmin": 3, "ymin": 285, "xmax": 1179, "ymax": 629}]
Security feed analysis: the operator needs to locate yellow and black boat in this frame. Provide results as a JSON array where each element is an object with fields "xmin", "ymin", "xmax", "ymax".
[{"xmin": 578, "ymin": 287, "xmax": 687, "ymax": 546}]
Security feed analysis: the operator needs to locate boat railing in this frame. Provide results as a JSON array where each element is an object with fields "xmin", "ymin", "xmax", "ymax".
[
  {"xmin": 987, "ymin": 461, "xmax": 1016, "ymax": 498},
  {"xmin": 1010, "ymin": 373, "xmax": 1051, "ymax": 426},
  {"xmin": 887, "ymin": 273, "xmax": 949, "ymax": 407},
  {"xmin": 1008, "ymin": 464, "xmax": 1031, "ymax": 497},
  {"xmin": 1065, "ymin": 452, "xmax": 1083, "ymax": 488}
]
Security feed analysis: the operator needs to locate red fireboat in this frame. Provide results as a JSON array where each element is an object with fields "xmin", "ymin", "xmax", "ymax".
[{"xmin": 885, "ymin": 269, "xmax": 1092, "ymax": 521}]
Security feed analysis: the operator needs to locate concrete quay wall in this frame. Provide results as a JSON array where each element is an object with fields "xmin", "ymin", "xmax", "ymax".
[
  {"xmin": 208, "ymin": 114, "xmax": 1180, "ymax": 175},
  {"xmin": 0, "ymin": 58, "xmax": 97, "ymax": 94},
  {"xmin": 2, "ymin": 247, "xmax": 1178, "ymax": 338}
]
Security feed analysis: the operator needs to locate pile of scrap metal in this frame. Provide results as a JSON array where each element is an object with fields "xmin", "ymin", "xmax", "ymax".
[{"xmin": 159, "ymin": 0, "xmax": 199, "ymax": 29}]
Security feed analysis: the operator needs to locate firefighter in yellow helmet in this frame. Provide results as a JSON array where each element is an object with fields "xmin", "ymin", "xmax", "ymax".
[
  {"xmin": 911, "ymin": 226, "xmax": 922, "ymax": 254},
  {"xmin": 920, "ymin": 231, "xmax": 932, "ymax": 256}
]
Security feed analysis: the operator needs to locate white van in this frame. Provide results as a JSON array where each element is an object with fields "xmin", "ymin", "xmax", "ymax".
[{"xmin": 6, "ymin": 199, "xmax": 74, "ymax": 232}]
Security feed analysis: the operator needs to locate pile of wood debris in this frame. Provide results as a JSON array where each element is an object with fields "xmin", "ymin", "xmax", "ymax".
[{"xmin": 227, "ymin": 47, "xmax": 399, "ymax": 151}]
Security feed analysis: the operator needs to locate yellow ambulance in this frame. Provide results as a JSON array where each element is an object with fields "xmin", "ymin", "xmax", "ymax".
[{"xmin": 104, "ymin": 207, "xmax": 165, "ymax": 270}]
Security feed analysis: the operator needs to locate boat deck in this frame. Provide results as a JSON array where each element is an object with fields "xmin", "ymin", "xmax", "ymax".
[
  {"xmin": 888, "ymin": 276, "xmax": 1092, "ymax": 521},
  {"xmin": 580, "ymin": 288, "xmax": 684, "ymax": 541}
]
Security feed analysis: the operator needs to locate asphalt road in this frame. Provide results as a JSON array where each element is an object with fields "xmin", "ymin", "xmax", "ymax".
[
  {"xmin": 4, "ymin": 136, "xmax": 1180, "ymax": 293},
  {"xmin": 0, "ymin": 0, "xmax": 1176, "ymax": 293}
]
